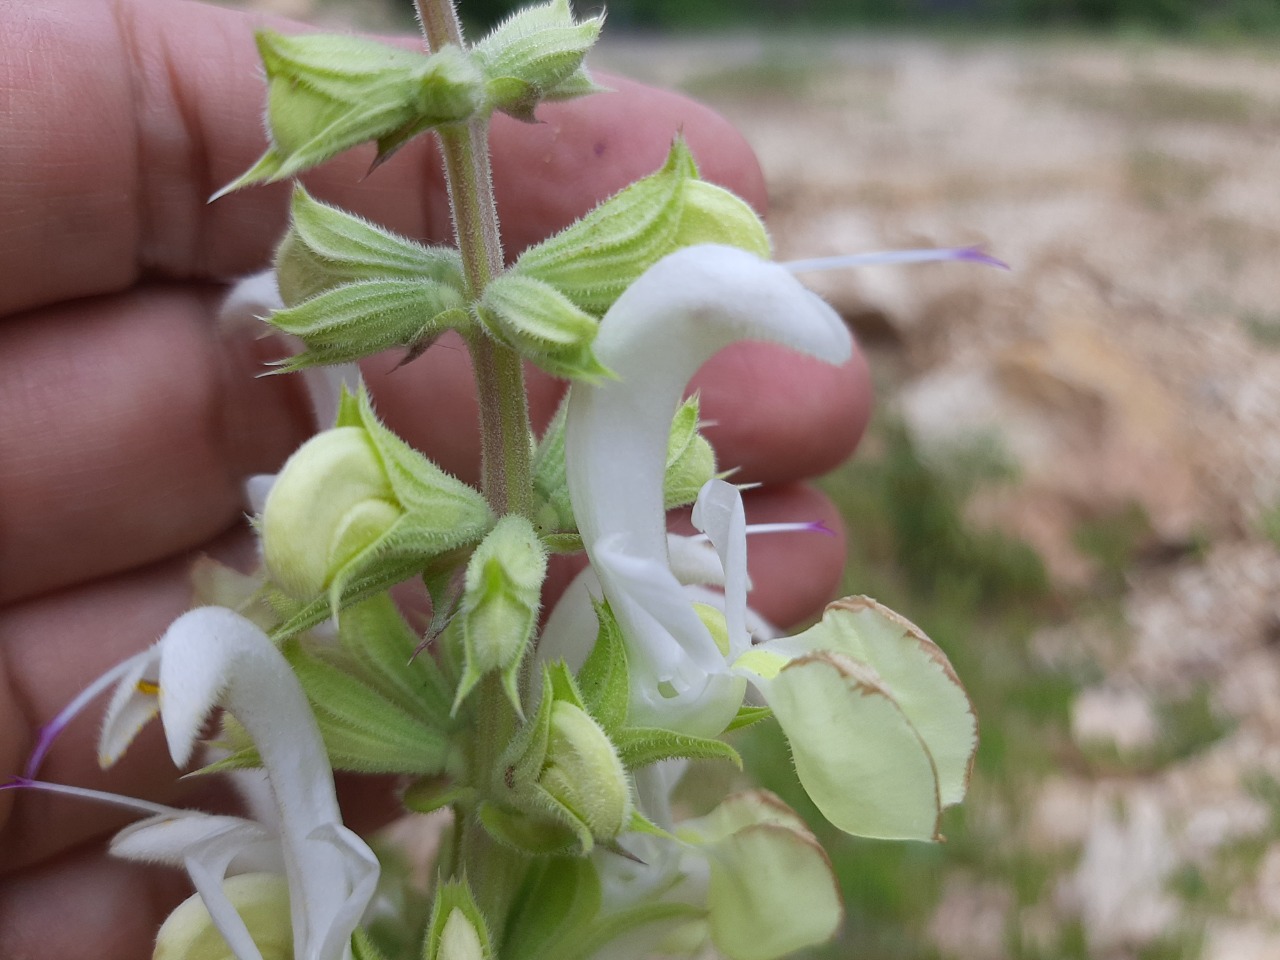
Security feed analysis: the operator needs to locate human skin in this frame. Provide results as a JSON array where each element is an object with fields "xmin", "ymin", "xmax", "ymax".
[{"xmin": 0, "ymin": 1, "xmax": 872, "ymax": 956}]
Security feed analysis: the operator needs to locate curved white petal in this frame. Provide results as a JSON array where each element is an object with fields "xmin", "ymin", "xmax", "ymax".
[
  {"xmin": 565, "ymin": 245, "xmax": 850, "ymax": 735},
  {"xmin": 567, "ymin": 243, "xmax": 849, "ymax": 565},
  {"xmin": 537, "ymin": 565, "xmax": 603, "ymax": 675},
  {"xmin": 689, "ymin": 480, "xmax": 749, "ymax": 660},
  {"xmin": 156, "ymin": 606, "xmax": 376, "ymax": 960},
  {"xmin": 219, "ymin": 270, "xmax": 283, "ymax": 330},
  {"xmin": 666, "ymin": 534, "xmax": 724, "ymax": 588},
  {"xmin": 219, "ymin": 269, "xmax": 359, "ymax": 433}
]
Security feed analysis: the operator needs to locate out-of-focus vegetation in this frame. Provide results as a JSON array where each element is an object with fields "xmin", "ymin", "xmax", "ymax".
[{"xmin": 447, "ymin": 0, "xmax": 1280, "ymax": 34}]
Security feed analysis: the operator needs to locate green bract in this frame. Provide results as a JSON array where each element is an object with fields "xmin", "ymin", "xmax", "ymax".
[
  {"xmin": 243, "ymin": 595, "xmax": 456, "ymax": 776},
  {"xmin": 269, "ymin": 188, "xmax": 471, "ymax": 368},
  {"xmin": 739, "ymin": 596, "xmax": 978, "ymax": 840},
  {"xmin": 268, "ymin": 280, "xmax": 468, "ymax": 371},
  {"xmin": 663, "ymin": 395, "xmax": 717, "ymax": 510},
  {"xmin": 490, "ymin": 663, "xmax": 631, "ymax": 853},
  {"xmin": 514, "ymin": 138, "xmax": 771, "ymax": 315},
  {"xmin": 215, "ymin": 33, "xmax": 483, "ymax": 196},
  {"xmin": 425, "ymin": 882, "xmax": 493, "ymax": 960},
  {"xmin": 276, "ymin": 186, "xmax": 465, "ymax": 303},
  {"xmin": 473, "ymin": 0, "xmax": 605, "ymax": 121},
  {"xmin": 453, "ymin": 514, "xmax": 548, "ymax": 714},
  {"xmin": 476, "ymin": 273, "xmax": 611, "ymax": 381},
  {"xmin": 261, "ymin": 388, "xmax": 493, "ymax": 629},
  {"xmin": 677, "ymin": 792, "xmax": 843, "ymax": 960}
]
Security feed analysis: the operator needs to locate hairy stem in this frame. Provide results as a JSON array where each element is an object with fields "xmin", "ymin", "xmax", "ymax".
[
  {"xmin": 415, "ymin": 0, "xmax": 533, "ymax": 939},
  {"xmin": 417, "ymin": 0, "xmax": 534, "ymax": 520}
]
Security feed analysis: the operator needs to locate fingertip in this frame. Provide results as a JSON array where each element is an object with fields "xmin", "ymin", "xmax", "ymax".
[{"xmin": 692, "ymin": 336, "xmax": 873, "ymax": 486}]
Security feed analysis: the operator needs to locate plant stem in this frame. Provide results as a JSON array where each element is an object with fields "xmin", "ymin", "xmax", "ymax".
[
  {"xmin": 416, "ymin": 0, "xmax": 533, "ymax": 520},
  {"xmin": 415, "ymin": 0, "xmax": 533, "ymax": 939}
]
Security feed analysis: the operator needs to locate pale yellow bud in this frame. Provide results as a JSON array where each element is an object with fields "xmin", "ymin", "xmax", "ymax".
[
  {"xmin": 153, "ymin": 873, "xmax": 291, "ymax": 960},
  {"xmin": 438, "ymin": 908, "xmax": 487, "ymax": 960},
  {"xmin": 262, "ymin": 426, "xmax": 403, "ymax": 599},
  {"xmin": 540, "ymin": 701, "xmax": 632, "ymax": 843}
]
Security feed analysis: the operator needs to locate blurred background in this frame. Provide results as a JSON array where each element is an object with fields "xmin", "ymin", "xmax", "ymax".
[{"xmin": 240, "ymin": 1, "xmax": 1280, "ymax": 957}]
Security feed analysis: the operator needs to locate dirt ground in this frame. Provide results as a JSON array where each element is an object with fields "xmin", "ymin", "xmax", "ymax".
[{"xmin": 592, "ymin": 32, "xmax": 1280, "ymax": 960}]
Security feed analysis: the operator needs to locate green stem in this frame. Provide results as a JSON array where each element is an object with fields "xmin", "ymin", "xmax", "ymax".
[
  {"xmin": 416, "ymin": 0, "xmax": 533, "ymax": 940},
  {"xmin": 417, "ymin": 0, "xmax": 533, "ymax": 520}
]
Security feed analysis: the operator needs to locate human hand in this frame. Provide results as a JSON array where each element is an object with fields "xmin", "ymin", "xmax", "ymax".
[{"xmin": 0, "ymin": 1, "xmax": 871, "ymax": 956}]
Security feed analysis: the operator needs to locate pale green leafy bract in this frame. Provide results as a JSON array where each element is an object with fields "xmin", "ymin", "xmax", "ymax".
[
  {"xmin": 472, "ymin": 0, "xmax": 605, "ymax": 121},
  {"xmin": 214, "ymin": 33, "xmax": 481, "ymax": 197},
  {"xmin": 677, "ymin": 791, "xmax": 843, "ymax": 960}
]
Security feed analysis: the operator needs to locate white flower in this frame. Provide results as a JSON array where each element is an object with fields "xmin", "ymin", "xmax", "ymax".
[
  {"xmin": 15, "ymin": 607, "xmax": 378, "ymax": 960},
  {"xmin": 555, "ymin": 243, "xmax": 852, "ymax": 737},
  {"xmin": 547, "ymin": 243, "xmax": 977, "ymax": 842}
]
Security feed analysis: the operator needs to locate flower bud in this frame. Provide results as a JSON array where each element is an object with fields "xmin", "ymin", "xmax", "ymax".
[
  {"xmin": 513, "ymin": 138, "xmax": 770, "ymax": 316},
  {"xmin": 438, "ymin": 909, "xmax": 487, "ymax": 960},
  {"xmin": 495, "ymin": 663, "xmax": 632, "ymax": 852},
  {"xmin": 674, "ymin": 181, "xmax": 771, "ymax": 259},
  {"xmin": 261, "ymin": 388, "xmax": 493, "ymax": 622},
  {"xmin": 425, "ymin": 881, "xmax": 493, "ymax": 960},
  {"xmin": 474, "ymin": 0, "xmax": 605, "ymax": 121},
  {"xmin": 154, "ymin": 873, "xmax": 291, "ymax": 960},
  {"xmin": 215, "ymin": 34, "xmax": 482, "ymax": 196},
  {"xmin": 540, "ymin": 700, "xmax": 632, "ymax": 843},
  {"xmin": 263, "ymin": 426, "xmax": 402, "ymax": 600},
  {"xmin": 453, "ymin": 515, "xmax": 548, "ymax": 714}
]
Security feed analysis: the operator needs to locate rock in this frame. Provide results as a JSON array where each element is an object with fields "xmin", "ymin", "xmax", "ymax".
[
  {"xmin": 929, "ymin": 875, "xmax": 1013, "ymax": 960},
  {"xmin": 1065, "ymin": 793, "xmax": 1179, "ymax": 953},
  {"xmin": 1071, "ymin": 686, "xmax": 1160, "ymax": 755}
]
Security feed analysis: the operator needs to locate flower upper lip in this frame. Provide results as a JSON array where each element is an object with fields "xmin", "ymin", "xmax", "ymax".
[{"xmin": 556, "ymin": 243, "xmax": 852, "ymax": 735}]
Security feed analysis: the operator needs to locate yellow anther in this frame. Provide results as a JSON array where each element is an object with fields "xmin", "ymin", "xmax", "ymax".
[{"xmin": 136, "ymin": 679, "xmax": 160, "ymax": 696}]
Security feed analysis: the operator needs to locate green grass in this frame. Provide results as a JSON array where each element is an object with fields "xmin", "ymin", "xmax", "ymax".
[
  {"xmin": 1242, "ymin": 313, "xmax": 1280, "ymax": 348},
  {"xmin": 1030, "ymin": 71, "xmax": 1279, "ymax": 129},
  {"xmin": 1257, "ymin": 501, "xmax": 1280, "ymax": 548}
]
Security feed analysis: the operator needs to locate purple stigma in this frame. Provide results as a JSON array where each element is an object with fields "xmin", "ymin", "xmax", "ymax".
[
  {"xmin": 0, "ymin": 776, "xmax": 33, "ymax": 792},
  {"xmin": 953, "ymin": 246, "xmax": 1011, "ymax": 270}
]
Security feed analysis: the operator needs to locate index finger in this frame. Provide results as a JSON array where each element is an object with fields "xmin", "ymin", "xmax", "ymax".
[{"xmin": 0, "ymin": 0, "xmax": 766, "ymax": 317}]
